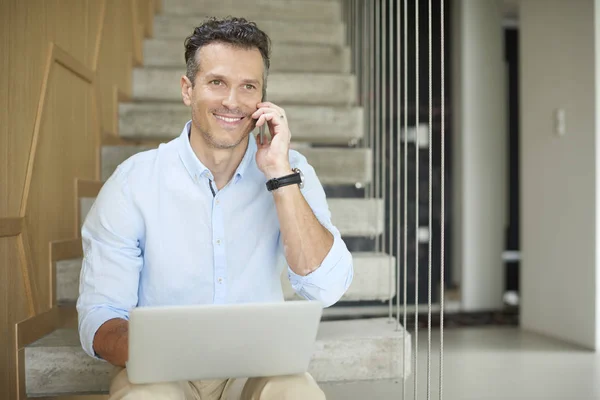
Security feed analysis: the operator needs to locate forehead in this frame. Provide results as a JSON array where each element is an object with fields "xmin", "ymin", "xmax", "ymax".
[{"xmin": 196, "ymin": 42, "xmax": 264, "ymax": 80}]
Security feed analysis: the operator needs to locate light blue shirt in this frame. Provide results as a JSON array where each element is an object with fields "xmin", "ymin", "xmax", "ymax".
[{"xmin": 77, "ymin": 121, "xmax": 353, "ymax": 359}]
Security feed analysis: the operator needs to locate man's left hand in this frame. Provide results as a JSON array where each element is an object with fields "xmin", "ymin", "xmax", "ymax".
[{"xmin": 253, "ymin": 102, "xmax": 293, "ymax": 180}]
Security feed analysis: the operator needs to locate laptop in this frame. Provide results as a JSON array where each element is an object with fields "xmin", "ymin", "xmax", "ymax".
[{"xmin": 126, "ymin": 300, "xmax": 323, "ymax": 384}]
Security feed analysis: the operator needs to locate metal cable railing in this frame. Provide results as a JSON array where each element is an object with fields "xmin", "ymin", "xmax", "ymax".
[{"xmin": 343, "ymin": 0, "xmax": 447, "ymax": 397}]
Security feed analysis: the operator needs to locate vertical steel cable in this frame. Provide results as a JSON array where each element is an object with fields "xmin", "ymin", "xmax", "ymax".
[
  {"xmin": 354, "ymin": 0, "xmax": 361, "ymax": 101},
  {"xmin": 382, "ymin": 0, "xmax": 391, "ymax": 320},
  {"xmin": 382, "ymin": 0, "xmax": 387, "ymax": 256},
  {"xmin": 362, "ymin": 0, "xmax": 367, "ymax": 143},
  {"xmin": 348, "ymin": 1, "xmax": 353, "ymax": 70},
  {"xmin": 414, "ymin": 0, "xmax": 420, "ymax": 398},
  {"xmin": 427, "ymin": 0, "xmax": 433, "ymax": 399},
  {"xmin": 439, "ymin": 0, "xmax": 445, "ymax": 398},
  {"xmin": 374, "ymin": 0, "xmax": 381, "ymax": 253},
  {"xmin": 342, "ymin": 0, "xmax": 353, "ymax": 46},
  {"xmin": 401, "ymin": 0, "xmax": 409, "ymax": 398},
  {"xmin": 363, "ymin": 0, "xmax": 370, "ymax": 155},
  {"xmin": 365, "ymin": 1, "xmax": 377, "ymax": 194},
  {"xmin": 396, "ymin": 0, "xmax": 404, "ymax": 333},
  {"xmin": 365, "ymin": 0, "xmax": 372, "ymax": 203}
]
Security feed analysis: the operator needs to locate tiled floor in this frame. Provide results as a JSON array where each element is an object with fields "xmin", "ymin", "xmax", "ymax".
[{"xmin": 321, "ymin": 326, "xmax": 600, "ymax": 400}]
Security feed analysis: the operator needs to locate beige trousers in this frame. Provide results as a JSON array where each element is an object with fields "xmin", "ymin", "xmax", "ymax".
[{"xmin": 109, "ymin": 368, "xmax": 326, "ymax": 400}]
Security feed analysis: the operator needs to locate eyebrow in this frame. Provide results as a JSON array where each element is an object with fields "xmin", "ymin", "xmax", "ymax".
[{"xmin": 241, "ymin": 78, "xmax": 261, "ymax": 86}]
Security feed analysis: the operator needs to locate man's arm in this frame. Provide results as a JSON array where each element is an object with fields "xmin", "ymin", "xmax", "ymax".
[
  {"xmin": 93, "ymin": 318, "xmax": 129, "ymax": 367},
  {"xmin": 270, "ymin": 181, "xmax": 333, "ymax": 276},
  {"xmin": 77, "ymin": 159, "xmax": 143, "ymax": 363},
  {"xmin": 270, "ymin": 157, "xmax": 353, "ymax": 307},
  {"xmin": 253, "ymin": 101, "xmax": 353, "ymax": 307}
]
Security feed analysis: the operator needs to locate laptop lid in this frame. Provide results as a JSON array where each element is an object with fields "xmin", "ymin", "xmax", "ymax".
[{"xmin": 126, "ymin": 301, "xmax": 323, "ymax": 384}]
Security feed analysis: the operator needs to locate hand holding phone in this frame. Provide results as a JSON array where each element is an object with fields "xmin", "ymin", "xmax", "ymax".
[{"xmin": 252, "ymin": 100, "xmax": 293, "ymax": 180}]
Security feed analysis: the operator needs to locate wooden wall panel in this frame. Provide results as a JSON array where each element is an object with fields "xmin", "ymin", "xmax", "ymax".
[
  {"xmin": 1, "ymin": 0, "xmax": 100, "ymax": 217},
  {"xmin": 88, "ymin": 0, "xmax": 106, "ymax": 69},
  {"xmin": 0, "ymin": 237, "xmax": 30, "ymax": 400},
  {"xmin": 4, "ymin": 0, "xmax": 42, "ymax": 217},
  {"xmin": 0, "ymin": 2, "xmax": 9, "ymax": 217},
  {"xmin": 138, "ymin": 0, "xmax": 155, "ymax": 38},
  {"xmin": 25, "ymin": 63, "xmax": 96, "ymax": 312},
  {"xmin": 97, "ymin": 0, "xmax": 137, "ymax": 135},
  {"xmin": 0, "ymin": 218, "xmax": 23, "ymax": 237},
  {"xmin": 44, "ymin": 0, "xmax": 91, "ymax": 69},
  {"xmin": 1, "ymin": 0, "xmax": 154, "ymax": 396}
]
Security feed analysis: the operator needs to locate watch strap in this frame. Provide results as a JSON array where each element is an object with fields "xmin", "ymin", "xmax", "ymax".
[{"xmin": 266, "ymin": 170, "xmax": 302, "ymax": 191}]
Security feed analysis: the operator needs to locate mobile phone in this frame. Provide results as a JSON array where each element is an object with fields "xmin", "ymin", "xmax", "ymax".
[
  {"xmin": 258, "ymin": 93, "xmax": 267, "ymax": 145},
  {"xmin": 258, "ymin": 121, "xmax": 266, "ymax": 145}
]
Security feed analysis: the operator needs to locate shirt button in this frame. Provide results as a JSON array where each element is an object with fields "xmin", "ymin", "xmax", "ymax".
[
  {"xmin": 218, "ymin": 278, "xmax": 223, "ymax": 284},
  {"xmin": 216, "ymin": 199, "xmax": 220, "ymax": 205},
  {"xmin": 216, "ymin": 239, "xmax": 221, "ymax": 245}
]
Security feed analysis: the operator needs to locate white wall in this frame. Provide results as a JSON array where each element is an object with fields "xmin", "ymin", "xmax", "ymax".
[
  {"xmin": 520, "ymin": 0, "xmax": 599, "ymax": 350},
  {"xmin": 452, "ymin": 0, "xmax": 506, "ymax": 311}
]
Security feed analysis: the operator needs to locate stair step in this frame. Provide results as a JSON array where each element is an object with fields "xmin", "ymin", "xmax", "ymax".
[
  {"xmin": 79, "ymin": 194, "xmax": 382, "ymax": 238},
  {"xmin": 25, "ymin": 319, "xmax": 409, "ymax": 396},
  {"xmin": 329, "ymin": 198, "xmax": 384, "ymax": 237},
  {"xmin": 144, "ymin": 39, "xmax": 351, "ymax": 74},
  {"xmin": 119, "ymin": 103, "xmax": 363, "ymax": 145},
  {"xmin": 56, "ymin": 259, "xmax": 83, "ymax": 304},
  {"xmin": 25, "ymin": 329, "xmax": 112, "ymax": 396},
  {"xmin": 159, "ymin": 0, "xmax": 342, "ymax": 24},
  {"xmin": 57, "ymin": 251, "xmax": 394, "ymax": 305},
  {"xmin": 132, "ymin": 69, "xmax": 356, "ymax": 106},
  {"xmin": 102, "ymin": 145, "xmax": 371, "ymax": 186},
  {"xmin": 154, "ymin": 16, "xmax": 345, "ymax": 46}
]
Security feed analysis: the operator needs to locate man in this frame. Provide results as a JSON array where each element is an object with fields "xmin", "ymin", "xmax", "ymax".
[{"xmin": 77, "ymin": 16, "xmax": 353, "ymax": 400}]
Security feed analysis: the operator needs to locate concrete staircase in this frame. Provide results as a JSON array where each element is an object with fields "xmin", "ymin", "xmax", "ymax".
[
  {"xmin": 23, "ymin": 0, "xmax": 410, "ymax": 397},
  {"xmin": 119, "ymin": 103, "xmax": 363, "ymax": 144}
]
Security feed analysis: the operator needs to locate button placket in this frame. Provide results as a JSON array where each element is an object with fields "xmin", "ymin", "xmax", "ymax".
[{"xmin": 212, "ymin": 192, "xmax": 227, "ymax": 303}]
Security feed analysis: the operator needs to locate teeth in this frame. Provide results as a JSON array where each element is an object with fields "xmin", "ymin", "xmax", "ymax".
[{"xmin": 215, "ymin": 115, "xmax": 242, "ymax": 123}]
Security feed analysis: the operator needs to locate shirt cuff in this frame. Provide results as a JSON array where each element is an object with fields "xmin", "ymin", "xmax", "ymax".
[
  {"xmin": 78, "ymin": 306, "xmax": 129, "ymax": 360},
  {"xmin": 287, "ymin": 234, "xmax": 353, "ymax": 307}
]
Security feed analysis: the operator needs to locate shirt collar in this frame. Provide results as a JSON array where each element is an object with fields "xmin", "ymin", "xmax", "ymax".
[{"xmin": 177, "ymin": 120, "xmax": 256, "ymax": 184}]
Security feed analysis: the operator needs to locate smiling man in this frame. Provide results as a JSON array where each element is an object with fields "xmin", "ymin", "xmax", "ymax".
[{"xmin": 77, "ymin": 17, "xmax": 353, "ymax": 400}]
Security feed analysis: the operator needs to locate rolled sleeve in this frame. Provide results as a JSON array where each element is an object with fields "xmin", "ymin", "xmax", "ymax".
[
  {"xmin": 288, "ymin": 234, "xmax": 353, "ymax": 307},
  {"xmin": 78, "ymin": 306, "xmax": 129, "ymax": 359},
  {"xmin": 286, "ymin": 150, "xmax": 354, "ymax": 307},
  {"xmin": 76, "ymin": 161, "xmax": 144, "ymax": 360}
]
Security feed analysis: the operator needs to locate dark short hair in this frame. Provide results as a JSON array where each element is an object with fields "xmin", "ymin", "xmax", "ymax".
[{"xmin": 184, "ymin": 17, "xmax": 271, "ymax": 98}]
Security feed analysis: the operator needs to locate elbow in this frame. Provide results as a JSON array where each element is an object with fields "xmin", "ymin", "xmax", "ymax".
[
  {"xmin": 77, "ymin": 301, "xmax": 130, "ymax": 360},
  {"xmin": 322, "ymin": 252, "xmax": 354, "ymax": 308}
]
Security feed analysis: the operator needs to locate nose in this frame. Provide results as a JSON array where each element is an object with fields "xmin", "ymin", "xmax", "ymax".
[{"xmin": 221, "ymin": 87, "xmax": 239, "ymax": 110}]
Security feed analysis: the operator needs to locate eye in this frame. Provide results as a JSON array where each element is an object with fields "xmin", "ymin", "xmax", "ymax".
[
  {"xmin": 245, "ymin": 84, "xmax": 256, "ymax": 90},
  {"xmin": 210, "ymin": 80, "xmax": 222, "ymax": 86}
]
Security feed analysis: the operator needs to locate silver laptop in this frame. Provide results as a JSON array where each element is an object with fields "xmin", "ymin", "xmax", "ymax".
[{"xmin": 126, "ymin": 300, "xmax": 323, "ymax": 384}]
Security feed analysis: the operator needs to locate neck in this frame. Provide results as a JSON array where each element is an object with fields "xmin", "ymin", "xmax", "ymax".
[{"xmin": 189, "ymin": 128, "xmax": 249, "ymax": 189}]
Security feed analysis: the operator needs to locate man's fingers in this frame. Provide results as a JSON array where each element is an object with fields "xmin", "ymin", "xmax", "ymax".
[
  {"xmin": 255, "ymin": 111, "xmax": 282, "ymax": 128},
  {"xmin": 253, "ymin": 104, "xmax": 286, "ymax": 119},
  {"xmin": 257, "ymin": 101, "xmax": 284, "ymax": 114},
  {"xmin": 252, "ymin": 107, "xmax": 283, "ymax": 120}
]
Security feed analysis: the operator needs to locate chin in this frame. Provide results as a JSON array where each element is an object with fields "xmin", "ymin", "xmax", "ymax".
[{"xmin": 204, "ymin": 129, "xmax": 249, "ymax": 149}]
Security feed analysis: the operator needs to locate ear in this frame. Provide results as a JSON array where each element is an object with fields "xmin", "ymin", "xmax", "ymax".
[{"xmin": 181, "ymin": 75, "xmax": 193, "ymax": 106}]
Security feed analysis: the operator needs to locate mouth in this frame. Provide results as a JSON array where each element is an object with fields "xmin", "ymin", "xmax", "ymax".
[{"xmin": 213, "ymin": 113, "xmax": 245, "ymax": 127}]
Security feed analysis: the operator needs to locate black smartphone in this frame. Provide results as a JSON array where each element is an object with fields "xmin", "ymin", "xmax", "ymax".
[{"xmin": 258, "ymin": 93, "xmax": 267, "ymax": 145}]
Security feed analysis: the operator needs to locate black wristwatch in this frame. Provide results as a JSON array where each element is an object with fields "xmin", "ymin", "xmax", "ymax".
[{"xmin": 266, "ymin": 168, "xmax": 304, "ymax": 191}]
